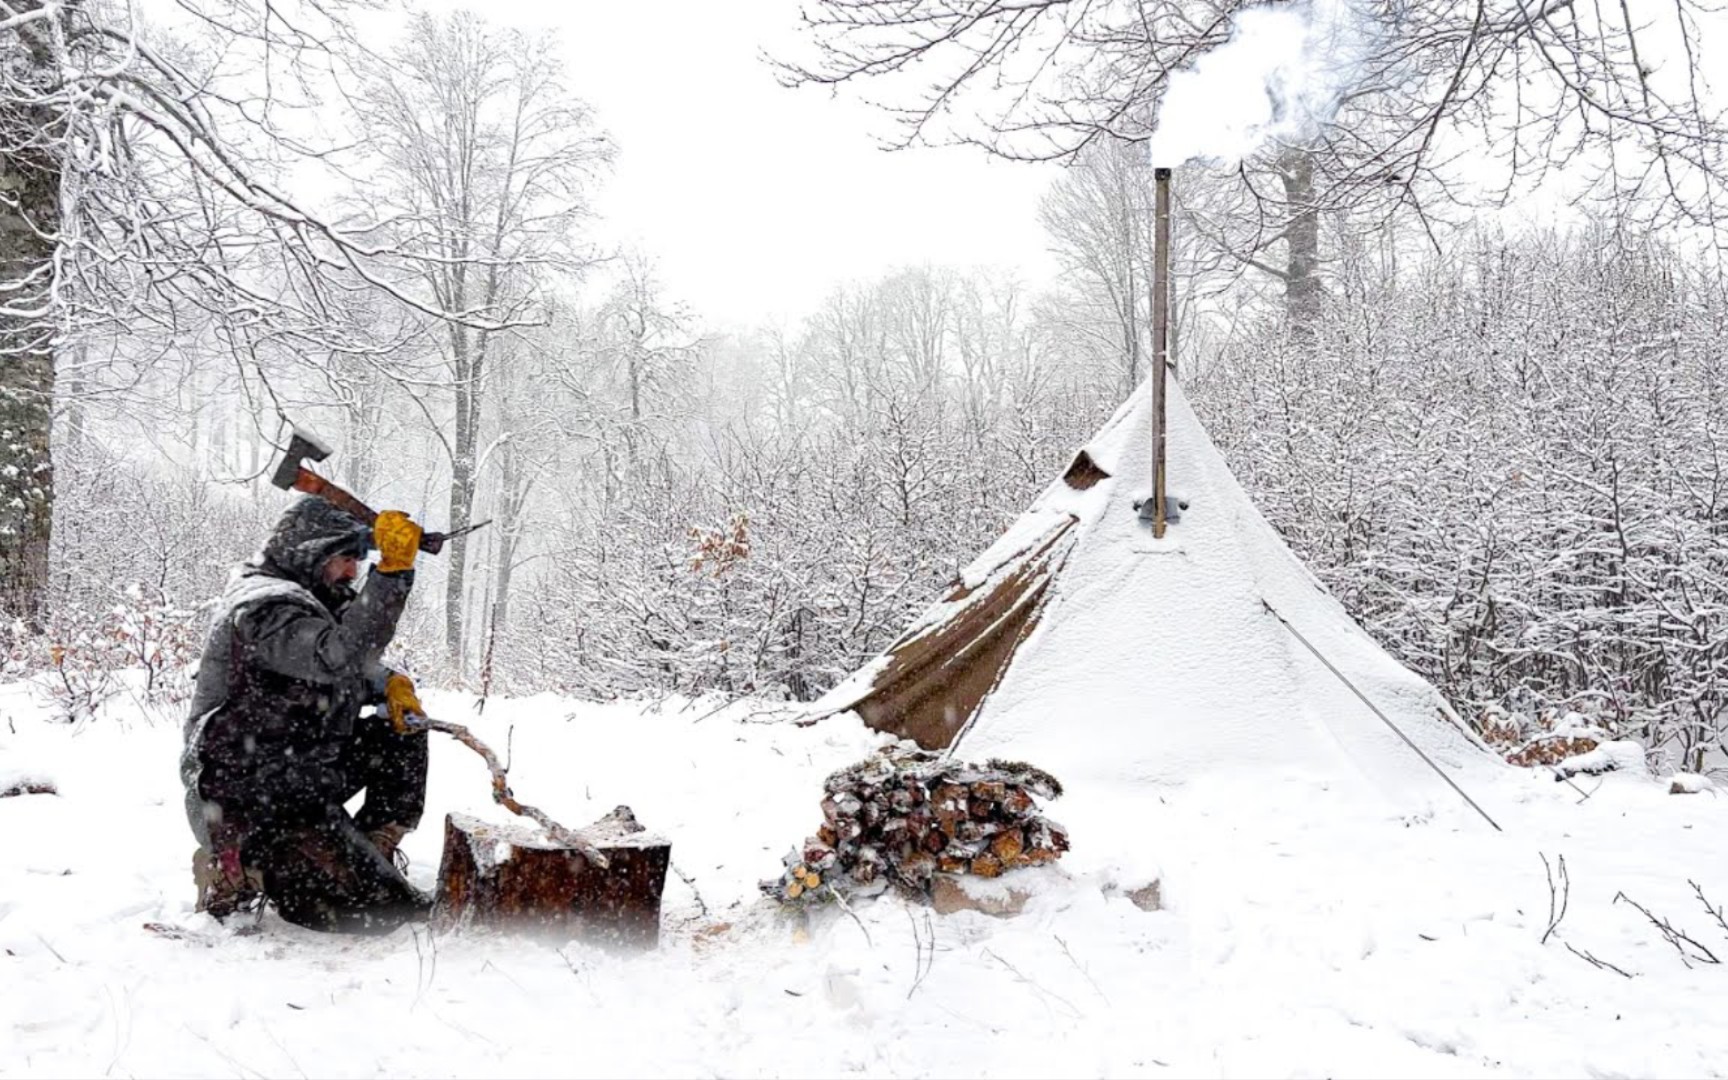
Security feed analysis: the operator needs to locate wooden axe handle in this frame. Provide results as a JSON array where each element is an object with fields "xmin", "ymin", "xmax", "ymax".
[
  {"xmin": 293, "ymin": 467, "xmax": 450, "ymax": 556},
  {"xmin": 291, "ymin": 468, "xmax": 378, "ymax": 526}
]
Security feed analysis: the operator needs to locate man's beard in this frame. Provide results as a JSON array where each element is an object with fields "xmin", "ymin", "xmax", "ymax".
[{"xmin": 312, "ymin": 576, "xmax": 358, "ymax": 614}]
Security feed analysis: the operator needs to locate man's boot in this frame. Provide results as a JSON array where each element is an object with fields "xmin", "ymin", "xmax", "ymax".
[
  {"xmin": 366, "ymin": 822, "xmax": 412, "ymax": 875},
  {"xmin": 192, "ymin": 846, "xmax": 263, "ymax": 918}
]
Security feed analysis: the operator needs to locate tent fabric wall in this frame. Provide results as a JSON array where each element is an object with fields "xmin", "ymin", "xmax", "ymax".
[{"xmin": 813, "ymin": 381, "xmax": 1493, "ymax": 813}]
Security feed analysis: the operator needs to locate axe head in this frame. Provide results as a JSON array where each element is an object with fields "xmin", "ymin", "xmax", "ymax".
[{"xmin": 270, "ymin": 426, "xmax": 334, "ymax": 491}]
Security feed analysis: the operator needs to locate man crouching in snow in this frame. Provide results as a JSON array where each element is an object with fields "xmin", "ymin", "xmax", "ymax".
[{"xmin": 180, "ymin": 496, "xmax": 432, "ymax": 933}]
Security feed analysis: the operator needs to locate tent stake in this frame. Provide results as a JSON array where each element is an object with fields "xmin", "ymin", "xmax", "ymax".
[{"xmin": 1261, "ymin": 599, "xmax": 1503, "ymax": 832}]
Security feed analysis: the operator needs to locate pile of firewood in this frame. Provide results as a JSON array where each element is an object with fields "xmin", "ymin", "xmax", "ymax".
[{"xmin": 762, "ymin": 746, "xmax": 1068, "ymax": 907}]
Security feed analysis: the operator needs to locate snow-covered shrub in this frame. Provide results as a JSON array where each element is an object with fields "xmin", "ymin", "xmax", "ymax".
[
  {"xmin": 1477, "ymin": 698, "xmax": 1621, "ymax": 769},
  {"xmin": 21, "ymin": 444, "xmax": 274, "ymax": 717},
  {"xmin": 1194, "ymin": 226, "xmax": 1728, "ymax": 774},
  {"xmin": 1555, "ymin": 739, "xmax": 1650, "ymax": 780}
]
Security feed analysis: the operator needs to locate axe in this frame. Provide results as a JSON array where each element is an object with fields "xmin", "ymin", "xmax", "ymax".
[{"xmin": 270, "ymin": 426, "xmax": 488, "ymax": 556}]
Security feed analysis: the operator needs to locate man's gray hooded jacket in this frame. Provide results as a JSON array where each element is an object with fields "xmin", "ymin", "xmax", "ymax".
[{"xmin": 181, "ymin": 497, "xmax": 413, "ymax": 848}]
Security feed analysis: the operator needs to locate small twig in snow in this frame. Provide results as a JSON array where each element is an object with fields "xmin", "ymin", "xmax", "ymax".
[
  {"xmin": 429, "ymin": 1009, "xmax": 499, "ymax": 1048},
  {"xmin": 102, "ymin": 983, "xmax": 130, "ymax": 1078},
  {"xmin": 826, "ymin": 884, "xmax": 873, "ymax": 948},
  {"xmin": 479, "ymin": 958, "xmax": 530, "ymax": 996},
  {"xmin": 259, "ymin": 1021, "xmax": 308, "ymax": 1080},
  {"xmin": 1691, "ymin": 880, "xmax": 1728, "ymax": 940},
  {"xmin": 1540, "ymin": 852, "xmax": 1570, "ymax": 945},
  {"xmin": 1054, "ymin": 934, "xmax": 1110, "ymax": 1004},
  {"xmin": 689, "ymin": 694, "xmax": 736, "ymax": 721},
  {"xmin": 672, "ymin": 862, "xmax": 710, "ymax": 919},
  {"xmin": 905, "ymin": 906, "xmax": 936, "ymax": 1000},
  {"xmin": 1615, "ymin": 890, "xmax": 1721, "ymax": 967},
  {"xmin": 409, "ymin": 927, "xmax": 429, "ymax": 1007},
  {"xmin": 906, "ymin": 905, "xmax": 923, "ymax": 999},
  {"xmin": 182, "ymin": 1024, "xmax": 269, "ymax": 1079},
  {"xmin": 1565, "ymin": 942, "xmax": 1634, "ymax": 978},
  {"xmin": 984, "ymin": 947, "xmax": 1080, "ymax": 1019},
  {"xmin": 557, "ymin": 946, "xmax": 582, "ymax": 977},
  {"xmin": 935, "ymin": 1003, "xmax": 1004, "ymax": 1034},
  {"xmin": 34, "ymin": 933, "xmax": 67, "ymax": 964}
]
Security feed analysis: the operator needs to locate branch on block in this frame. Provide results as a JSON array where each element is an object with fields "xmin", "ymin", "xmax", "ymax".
[
  {"xmin": 434, "ymin": 808, "xmax": 672, "ymax": 949},
  {"xmin": 410, "ymin": 715, "xmax": 608, "ymax": 867}
]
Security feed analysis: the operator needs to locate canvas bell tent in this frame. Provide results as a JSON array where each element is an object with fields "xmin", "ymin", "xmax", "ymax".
[{"xmin": 813, "ymin": 380, "xmax": 1495, "ymax": 817}]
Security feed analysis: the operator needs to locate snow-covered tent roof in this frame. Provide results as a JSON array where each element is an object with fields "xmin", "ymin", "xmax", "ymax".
[{"xmin": 815, "ymin": 380, "xmax": 1493, "ymax": 810}]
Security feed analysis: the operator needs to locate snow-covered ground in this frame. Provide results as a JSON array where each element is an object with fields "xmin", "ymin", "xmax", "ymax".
[{"xmin": 4, "ymin": 677, "xmax": 1728, "ymax": 1079}]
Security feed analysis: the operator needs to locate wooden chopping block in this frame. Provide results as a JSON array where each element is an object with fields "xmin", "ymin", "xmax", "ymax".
[{"xmin": 433, "ymin": 806, "xmax": 671, "ymax": 949}]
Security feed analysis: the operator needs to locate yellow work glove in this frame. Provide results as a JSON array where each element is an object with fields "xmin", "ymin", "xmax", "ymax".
[
  {"xmin": 373, "ymin": 510, "xmax": 423, "ymax": 575},
  {"xmin": 385, "ymin": 672, "xmax": 425, "ymax": 735}
]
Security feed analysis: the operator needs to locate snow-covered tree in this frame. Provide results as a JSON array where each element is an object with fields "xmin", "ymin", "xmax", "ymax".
[{"xmin": 350, "ymin": 10, "xmax": 612, "ymax": 667}]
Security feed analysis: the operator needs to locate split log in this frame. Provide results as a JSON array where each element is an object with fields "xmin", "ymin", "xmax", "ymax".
[
  {"xmin": 971, "ymin": 780, "xmax": 1006, "ymax": 802},
  {"xmin": 969, "ymin": 852, "xmax": 1003, "ymax": 878},
  {"xmin": 990, "ymin": 828, "xmax": 1025, "ymax": 863},
  {"xmin": 434, "ymin": 807, "xmax": 671, "ymax": 949},
  {"xmin": 901, "ymin": 851, "xmax": 937, "ymax": 880}
]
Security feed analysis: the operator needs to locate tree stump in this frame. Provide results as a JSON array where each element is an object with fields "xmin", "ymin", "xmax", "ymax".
[{"xmin": 433, "ymin": 806, "xmax": 671, "ymax": 949}]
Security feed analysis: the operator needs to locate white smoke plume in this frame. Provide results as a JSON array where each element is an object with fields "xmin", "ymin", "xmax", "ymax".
[{"xmin": 1146, "ymin": 0, "xmax": 1376, "ymax": 167}]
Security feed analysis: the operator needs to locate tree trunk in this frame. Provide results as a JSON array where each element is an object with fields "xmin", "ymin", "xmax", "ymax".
[
  {"xmin": 61, "ymin": 362, "xmax": 84, "ymax": 459},
  {"xmin": 0, "ymin": 351, "xmax": 54, "ymax": 627},
  {"xmin": 0, "ymin": 34, "xmax": 60, "ymax": 628},
  {"xmin": 1279, "ymin": 146, "xmax": 1322, "ymax": 335},
  {"xmin": 208, "ymin": 368, "xmax": 229, "ymax": 479},
  {"xmin": 489, "ymin": 441, "xmax": 527, "ymax": 669},
  {"xmin": 491, "ymin": 530, "xmax": 516, "ymax": 651},
  {"xmin": 344, "ymin": 364, "xmax": 384, "ymax": 498},
  {"xmin": 446, "ymin": 325, "xmax": 476, "ymax": 669},
  {"xmin": 625, "ymin": 335, "xmax": 643, "ymax": 476}
]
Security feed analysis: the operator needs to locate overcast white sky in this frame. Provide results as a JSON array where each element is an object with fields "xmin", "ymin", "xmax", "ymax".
[{"xmin": 422, "ymin": 0, "xmax": 1061, "ymax": 330}]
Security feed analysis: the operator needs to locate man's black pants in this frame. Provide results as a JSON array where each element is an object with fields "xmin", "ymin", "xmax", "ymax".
[{"xmin": 242, "ymin": 717, "xmax": 432, "ymax": 934}]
